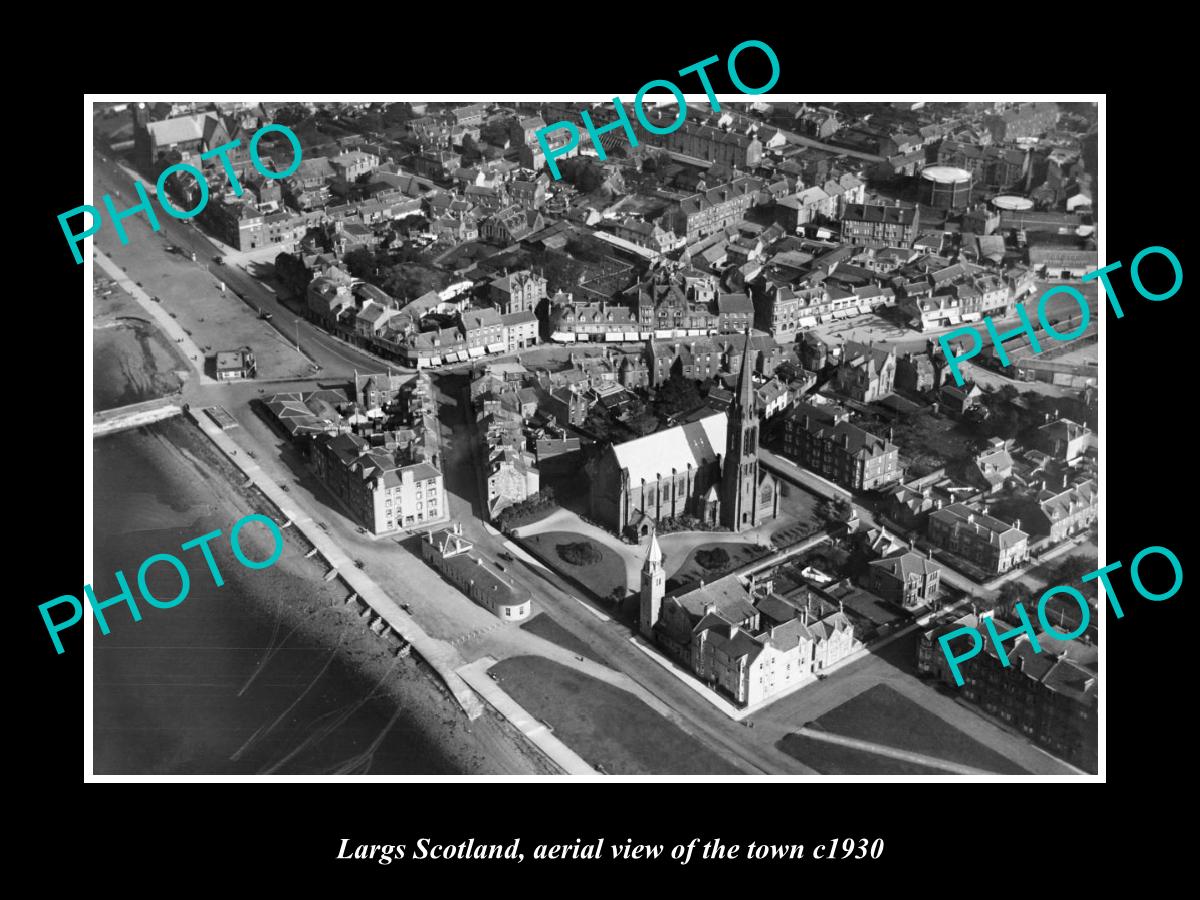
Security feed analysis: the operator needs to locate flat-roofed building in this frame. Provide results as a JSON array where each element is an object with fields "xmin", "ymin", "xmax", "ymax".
[{"xmin": 214, "ymin": 347, "xmax": 256, "ymax": 380}]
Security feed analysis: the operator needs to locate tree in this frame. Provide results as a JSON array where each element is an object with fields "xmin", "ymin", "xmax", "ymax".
[
  {"xmin": 653, "ymin": 369, "xmax": 702, "ymax": 419},
  {"xmin": 461, "ymin": 134, "xmax": 482, "ymax": 161},
  {"xmin": 344, "ymin": 247, "xmax": 377, "ymax": 280},
  {"xmin": 576, "ymin": 164, "xmax": 603, "ymax": 194},
  {"xmin": 995, "ymin": 580, "xmax": 1028, "ymax": 615},
  {"xmin": 274, "ymin": 252, "xmax": 312, "ymax": 297}
]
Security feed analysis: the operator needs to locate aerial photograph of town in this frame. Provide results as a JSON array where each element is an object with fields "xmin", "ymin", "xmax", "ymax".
[{"xmin": 88, "ymin": 97, "xmax": 1099, "ymax": 777}]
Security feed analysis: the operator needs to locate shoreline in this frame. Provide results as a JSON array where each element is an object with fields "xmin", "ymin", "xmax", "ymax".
[{"xmin": 94, "ymin": 417, "xmax": 557, "ymax": 775}]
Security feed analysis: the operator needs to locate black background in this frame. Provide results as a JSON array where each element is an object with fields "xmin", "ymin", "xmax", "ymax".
[{"xmin": 23, "ymin": 22, "xmax": 1190, "ymax": 889}]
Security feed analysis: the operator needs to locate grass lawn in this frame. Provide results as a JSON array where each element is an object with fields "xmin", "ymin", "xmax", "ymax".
[
  {"xmin": 777, "ymin": 733, "xmax": 944, "ymax": 775},
  {"xmin": 672, "ymin": 542, "xmax": 766, "ymax": 583},
  {"xmin": 810, "ymin": 684, "xmax": 1029, "ymax": 774},
  {"xmin": 490, "ymin": 656, "xmax": 741, "ymax": 775},
  {"xmin": 520, "ymin": 531, "xmax": 628, "ymax": 601},
  {"xmin": 520, "ymin": 614, "xmax": 605, "ymax": 664},
  {"xmin": 771, "ymin": 482, "xmax": 824, "ymax": 546}
]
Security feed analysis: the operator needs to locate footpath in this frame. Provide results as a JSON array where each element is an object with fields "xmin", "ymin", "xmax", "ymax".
[{"xmin": 457, "ymin": 658, "xmax": 596, "ymax": 775}]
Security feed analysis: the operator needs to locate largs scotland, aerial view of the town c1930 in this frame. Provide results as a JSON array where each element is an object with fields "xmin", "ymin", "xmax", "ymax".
[{"xmin": 85, "ymin": 96, "xmax": 1099, "ymax": 777}]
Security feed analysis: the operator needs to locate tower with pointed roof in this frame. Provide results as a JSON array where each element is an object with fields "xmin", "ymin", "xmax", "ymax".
[
  {"xmin": 722, "ymin": 328, "xmax": 762, "ymax": 532},
  {"xmin": 639, "ymin": 529, "xmax": 666, "ymax": 639}
]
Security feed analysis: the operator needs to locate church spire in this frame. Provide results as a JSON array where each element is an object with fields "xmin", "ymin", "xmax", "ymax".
[
  {"xmin": 644, "ymin": 528, "xmax": 663, "ymax": 568},
  {"xmin": 736, "ymin": 325, "xmax": 756, "ymax": 412}
]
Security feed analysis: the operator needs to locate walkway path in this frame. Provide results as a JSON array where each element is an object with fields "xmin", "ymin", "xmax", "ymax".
[
  {"xmin": 187, "ymin": 406, "xmax": 484, "ymax": 720},
  {"xmin": 93, "ymin": 396, "xmax": 182, "ymax": 436},
  {"xmin": 793, "ymin": 726, "xmax": 992, "ymax": 775},
  {"xmin": 95, "ymin": 249, "xmax": 218, "ymax": 385},
  {"xmin": 457, "ymin": 657, "xmax": 596, "ymax": 775}
]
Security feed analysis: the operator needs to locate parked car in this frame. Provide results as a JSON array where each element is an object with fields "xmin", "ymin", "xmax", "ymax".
[{"xmin": 213, "ymin": 256, "xmax": 224, "ymax": 265}]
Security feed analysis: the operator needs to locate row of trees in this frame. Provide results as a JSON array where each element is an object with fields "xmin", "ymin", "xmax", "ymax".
[
  {"xmin": 342, "ymin": 246, "xmax": 449, "ymax": 302},
  {"xmin": 495, "ymin": 487, "xmax": 557, "ymax": 531}
]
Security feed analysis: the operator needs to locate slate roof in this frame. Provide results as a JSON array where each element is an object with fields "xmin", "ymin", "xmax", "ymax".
[{"xmin": 610, "ymin": 412, "xmax": 727, "ymax": 484}]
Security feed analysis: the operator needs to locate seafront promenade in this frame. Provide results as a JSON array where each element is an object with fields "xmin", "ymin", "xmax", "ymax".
[
  {"xmin": 187, "ymin": 405, "xmax": 485, "ymax": 720},
  {"xmin": 185, "ymin": 405, "xmax": 604, "ymax": 774}
]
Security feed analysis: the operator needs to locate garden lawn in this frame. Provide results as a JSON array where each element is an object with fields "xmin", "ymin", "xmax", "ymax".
[
  {"xmin": 490, "ymin": 656, "xmax": 741, "ymax": 774},
  {"xmin": 672, "ymin": 542, "xmax": 765, "ymax": 583},
  {"xmin": 519, "ymin": 531, "xmax": 628, "ymax": 601}
]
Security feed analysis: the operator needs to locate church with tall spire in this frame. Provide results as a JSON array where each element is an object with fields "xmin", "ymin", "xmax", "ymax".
[
  {"xmin": 586, "ymin": 328, "xmax": 779, "ymax": 538},
  {"xmin": 721, "ymin": 328, "xmax": 778, "ymax": 532}
]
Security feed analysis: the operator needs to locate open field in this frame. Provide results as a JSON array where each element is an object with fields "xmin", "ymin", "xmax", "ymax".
[
  {"xmin": 777, "ymin": 734, "xmax": 943, "ymax": 775},
  {"xmin": 489, "ymin": 656, "xmax": 741, "ymax": 775},
  {"xmin": 519, "ymin": 614, "xmax": 606, "ymax": 664},
  {"xmin": 808, "ymin": 684, "xmax": 1029, "ymax": 774}
]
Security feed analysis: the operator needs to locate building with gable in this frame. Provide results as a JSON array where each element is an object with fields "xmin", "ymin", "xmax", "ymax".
[
  {"xmin": 864, "ymin": 550, "xmax": 942, "ymax": 611},
  {"xmin": 782, "ymin": 402, "xmax": 901, "ymax": 492},
  {"xmin": 421, "ymin": 523, "xmax": 531, "ymax": 621},
  {"xmin": 927, "ymin": 502, "xmax": 1029, "ymax": 574},
  {"xmin": 639, "ymin": 548, "xmax": 860, "ymax": 706},
  {"xmin": 835, "ymin": 340, "xmax": 896, "ymax": 403},
  {"xmin": 488, "ymin": 269, "xmax": 548, "ymax": 315},
  {"xmin": 311, "ymin": 431, "xmax": 446, "ymax": 535}
]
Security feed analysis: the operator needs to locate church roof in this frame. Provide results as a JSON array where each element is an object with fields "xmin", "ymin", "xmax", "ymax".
[{"xmin": 610, "ymin": 412, "xmax": 727, "ymax": 485}]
